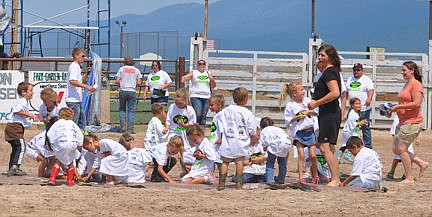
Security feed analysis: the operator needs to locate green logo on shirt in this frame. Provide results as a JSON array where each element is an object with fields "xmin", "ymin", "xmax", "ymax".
[
  {"xmin": 350, "ymin": 81, "xmax": 361, "ymax": 88},
  {"xmin": 210, "ymin": 122, "xmax": 217, "ymax": 132},
  {"xmin": 173, "ymin": 114, "xmax": 189, "ymax": 124},
  {"xmin": 197, "ymin": 75, "xmax": 208, "ymax": 80},
  {"xmin": 151, "ymin": 75, "xmax": 160, "ymax": 81}
]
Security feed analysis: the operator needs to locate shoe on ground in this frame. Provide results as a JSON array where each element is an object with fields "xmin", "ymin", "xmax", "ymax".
[
  {"xmin": 386, "ymin": 171, "xmax": 395, "ymax": 179},
  {"xmin": 7, "ymin": 168, "xmax": 26, "ymax": 176},
  {"xmin": 344, "ymin": 152, "xmax": 354, "ymax": 162},
  {"xmin": 311, "ymin": 176, "xmax": 320, "ymax": 184},
  {"xmin": 299, "ymin": 178, "xmax": 307, "ymax": 184}
]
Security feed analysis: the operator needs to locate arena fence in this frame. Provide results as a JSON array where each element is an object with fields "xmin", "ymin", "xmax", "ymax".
[{"xmin": 202, "ymin": 49, "xmax": 431, "ymax": 129}]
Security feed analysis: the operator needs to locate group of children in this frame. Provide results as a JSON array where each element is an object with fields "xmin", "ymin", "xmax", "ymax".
[{"xmin": 4, "ymin": 81, "xmax": 383, "ymax": 190}]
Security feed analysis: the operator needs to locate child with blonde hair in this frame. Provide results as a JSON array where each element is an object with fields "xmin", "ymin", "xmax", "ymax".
[
  {"xmin": 149, "ymin": 135, "xmax": 185, "ymax": 183},
  {"xmin": 208, "ymin": 94, "xmax": 224, "ymax": 172},
  {"xmin": 282, "ymin": 82, "xmax": 320, "ymax": 184},
  {"xmin": 163, "ymin": 88, "xmax": 197, "ymax": 172},
  {"xmin": 39, "ymin": 87, "xmax": 59, "ymax": 124},
  {"xmin": 181, "ymin": 125, "xmax": 217, "ymax": 185},
  {"xmin": 83, "ymin": 132, "xmax": 129, "ymax": 185},
  {"xmin": 215, "ymin": 87, "xmax": 258, "ymax": 190},
  {"xmin": 4, "ymin": 82, "xmax": 35, "ymax": 176},
  {"xmin": 145, "ymin": 103, "xmax": 167, "ymax": 150},
  {"xmin": 46, "ymin": 107, "xmax": 83, "ymax": 186}
]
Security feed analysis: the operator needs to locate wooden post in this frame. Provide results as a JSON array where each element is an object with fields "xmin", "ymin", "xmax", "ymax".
[{"xmin": 178, "ymin": 56, "xmax": 185, "ymax": 89}]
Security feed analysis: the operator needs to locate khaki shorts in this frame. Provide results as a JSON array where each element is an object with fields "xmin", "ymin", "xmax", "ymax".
[
  {"xmin": 4, "ymin": 122, "xmax": 24, "ymax": 141},
  {"xmin": 395, "ymin": 123, "xmax": 424, "ymax": 144},
  {"xmin": 220, "ymin": 156, "xmax": 245, "ymax": 163}
]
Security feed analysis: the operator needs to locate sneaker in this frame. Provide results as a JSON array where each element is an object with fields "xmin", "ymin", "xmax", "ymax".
[
  {"xmin": 303, "ymin": 172, "xmax": 312, "ymax": 179},
  {"xmin": 299, "ymin": 178, "xmax": 307, "ymax": 184},
  {"xmin": 401, "ymin": 174, "xmax": 406, "ymax": 180},
  {"xmin": 386, "ymin": 171, "xmax": 395, "ymax": 179},
  {"xmin": 311, "ymin": 176, "xmax": 320, "ymax": 184},
  {"xmin": 7, "ymin": 168, "xmax": 26, "ymax": 176},
  {"xmin": 345, "ymin": 151, "xmax": 354, "ymax": 162},
  {"xmin": 16, "ymin": 168, "xmax": 27, "ymax": 176}
]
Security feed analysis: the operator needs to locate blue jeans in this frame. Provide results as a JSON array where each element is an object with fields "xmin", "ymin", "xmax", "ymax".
[
  {"xmin": 266, "ymin": 152, "xmax": 287, "ymax": 184},
  {"xmin": 119, "ymin": 90, "xmax": 136, "ymax": 132},
  {"xmin": 232, "ymin": 173, "xmax": 266, "ymax": 183},
  {"xmin": 360, "ymin": 109, "xmax": 372, "ymax": 149},
  {"xmin": 66, "ymin": 102, "xmax": 86, "ymax": 129},
  {"xmin": 151, "ymin": 96, "xmax": 168, "ymax": 105},
  {"xmin": 347, "ymin": 176, "xmax": 380, "ymax": 190},
  {"xmin": 190, "ymin": 97, "xmax": 209, "ymax": 127}
]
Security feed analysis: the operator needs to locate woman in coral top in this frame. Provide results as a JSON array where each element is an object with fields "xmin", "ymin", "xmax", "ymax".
[{"xmin": 390, "ymin": 61, "xmax": 429, "ymax": 184}]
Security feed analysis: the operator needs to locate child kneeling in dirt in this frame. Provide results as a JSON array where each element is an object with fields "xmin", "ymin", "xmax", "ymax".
[{"xmin": 340, "ymin": 136, "xmax": 382, "ymax": 190}]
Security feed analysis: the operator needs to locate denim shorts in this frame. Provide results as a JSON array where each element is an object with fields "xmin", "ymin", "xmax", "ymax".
[{"xmin": 293, "ymin": 129, "xmax": 317, "ymax": 146}]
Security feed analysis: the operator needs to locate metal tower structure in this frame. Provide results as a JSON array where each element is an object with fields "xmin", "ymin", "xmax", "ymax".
[{"xmin": 2, "ymin": 0, "xmax": 111, "ymax": 58}]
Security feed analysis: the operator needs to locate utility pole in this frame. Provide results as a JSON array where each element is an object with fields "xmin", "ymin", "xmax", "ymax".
[
  {"xmin": 204, "ymin": 0, "xmax": 208, "ymax": 41},
  {"xmin": 11, "ymin": 0, "xmax": 19, "ymax": 56}
]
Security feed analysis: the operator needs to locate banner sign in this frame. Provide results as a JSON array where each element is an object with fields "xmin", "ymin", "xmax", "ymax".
[
  {"xmin": 28, "ymin": 71, "xmax": 68, "ymax": 122},
  {"xmin": 0, "ymin": 70, "xmax": 24, "ymax": 123}
]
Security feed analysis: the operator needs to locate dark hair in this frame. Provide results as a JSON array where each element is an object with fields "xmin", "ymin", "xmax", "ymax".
[
  {"xmin": 346, "ymin": 136, "xmax": 364, "ymax": 149},
  {"xmin": 318, "ymin": 44, "xmax": 341, "ymax": 72},
  {"xmin": 346, "ymin": 97, "xmax": 361, "ymax": 118},
  {"xmin": 44, "ymin": 116, "xmax": 59, "ymax": 151},
  {"xmin": 403, "ymin": 61, "xmax": 422, "ymax": 83},
  {"xmin": 152, "ymin": 60, "xmax": 161, "ymax": 70},
  {"xmin": 260, "ymin": 117, "xmax": 274, "ymax": 129},
  {"xmin": 17, "ymin": 82, "xmax": 32, "ymax": 97}
]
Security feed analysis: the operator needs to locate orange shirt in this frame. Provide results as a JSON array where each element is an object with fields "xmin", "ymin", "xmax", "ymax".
[{"xmin": 397, "ymin": 79, "xmax": 423, "ymax": 124}]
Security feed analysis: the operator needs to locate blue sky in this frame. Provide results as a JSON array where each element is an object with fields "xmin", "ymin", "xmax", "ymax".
[{"xmin": 13, "ymin": 0, "xmax": 219, "ymax": 24}]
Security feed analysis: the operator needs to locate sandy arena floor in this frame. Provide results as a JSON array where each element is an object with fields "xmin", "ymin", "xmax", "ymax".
[{"xmin": 0, "ymin": 126, "xmax": 431, "ymax": 217}]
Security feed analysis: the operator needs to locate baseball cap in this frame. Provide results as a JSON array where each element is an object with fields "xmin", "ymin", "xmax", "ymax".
[{"xmin": 353, "ymin": 63, "xmax": 363, "ymax": 71}]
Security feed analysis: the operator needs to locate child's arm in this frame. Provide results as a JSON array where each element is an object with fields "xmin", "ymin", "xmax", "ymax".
[
  {"xmin": 14, "ymin": 110, "xmax": 35, "ymax": 121},
  {"xmin": 340, "ymin": 175, "xmax": 357, "ymax": 187},
  {"xmin": 162, "ymin": 124, "xmax": 170, "ymax": 134},
  {"xmin": 81, "ymin": 168, "xmax": 97, "ymax": 182},
  {"xmin": 303, "ymin": 110, "xmax": 318, "ymax": 116},
  {"xmin": 157, "ymin": 165, "xmax": 175, "ymax": 183},
  {"xmin": 356, "ymin": 119, "xmax": 367, "ymax": 127},
  {"xmin": 74, "ymin": 167, "xmax": 83, "ymax": 181}
]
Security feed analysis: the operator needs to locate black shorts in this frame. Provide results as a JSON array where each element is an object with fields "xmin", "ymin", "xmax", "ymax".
[{"xmin": 317, "ymin": 108, "xmax": 341, "ymax": 145}]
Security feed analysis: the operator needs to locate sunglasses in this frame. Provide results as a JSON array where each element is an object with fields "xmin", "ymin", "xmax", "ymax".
[{"xmin": 198, "ymin": 62, "xmax": 206, "ymax": 65}]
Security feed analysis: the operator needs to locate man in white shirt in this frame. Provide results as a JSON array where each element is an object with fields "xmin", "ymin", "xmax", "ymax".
[
  {"xmin": 115, "ymin": 56, "xmax": 142, "ymax": 133},
  {"xmin": 341, "ymin": 63, "xmax": 374, "ymax": 149},
  {"xmin": 66, "ymin": 48, "xmax": 95, "ymax": 129}
]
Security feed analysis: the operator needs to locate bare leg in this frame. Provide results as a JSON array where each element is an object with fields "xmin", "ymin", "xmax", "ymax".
[
  {"xmin": 411, "ymin": 156, "xmax": 429, "ymax": 179},
  {"xmin": 190, "ymin": 177, "xmax": 206, "ymax": 184},
  {"xmin": 393, "ymin": 137, "xmax": 414, "ymax": 184},
  {"xmin": 309, "ymin": 146, "xmax": 319, "ymax": 178},
  {"xmin": 318, "ymin": 142, "xmax": 340, "ymax": 186},
  {"xmin": 297, "ymin": 143, "xmax": 305, "ymax": 181}
]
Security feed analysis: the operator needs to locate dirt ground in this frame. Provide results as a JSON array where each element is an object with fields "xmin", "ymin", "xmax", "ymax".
[{"xmin": 0, "ymin": 125, "xmax": 431, "ymax": 217}]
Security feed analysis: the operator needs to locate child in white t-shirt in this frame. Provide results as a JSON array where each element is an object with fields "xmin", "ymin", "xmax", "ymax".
[
  {"xmin": 232, "ymin": 127, "xmax": 267, "ymax": 184},
  {"xmin": 127, "ymin": 148, "xmax": 153, "ymax": 183},
  {"xmin": 181, "ymin": 125, "xmax": 217, "ymax": 185},
  {"xmin": 282, "ymin": 82, "xmax": 319, "ymax": 184},
  {"xmin": 145, "ymin": 103, "xmax": 167, "ymax": 150},
  {"xmin": 341, "ymin": 136, "xmax": 382, "ymax": 190},
  {"xmin": 215, "ymin": 87, "xmax": 258, "ymax": 190},
  {"xmin": 46, "ymin": 107, "xmax": 83, "ymax": 186},
  {"xmin": 4, "ymin": 82, "xmax": 35, "ymax": 176},
  {"xmin": 83, "ymin": 133, "xmax": 129, "ymax": 185},
  {"xmin": 26, "ymin": 130, "xmax": 55, "ymax": 177},
  {"xmin": 149, "ymin": 136, "xmax": 185, "ymax": 183},
  {"xmin": 163, "ymin": 88, "xmax": 197, "ymax": 172},
  {"xmin": 339, "ymin": 97, "xmax": 367, "ymax": 164},
  {"xmin": 39, "ymin": 87, "xmax": 59, "ymax": 124},
  {"xmin": 208, "ymin": 94, "xmax": 224, "ymax": 172},
  {"xmin": 259, "ymin": 117, "xmax": 291, "ymax": 184}
]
